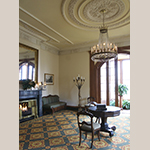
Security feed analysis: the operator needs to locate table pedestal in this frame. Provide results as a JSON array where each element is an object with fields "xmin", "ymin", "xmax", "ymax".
[{"xmin": 100, "ymin": 117, "xmax": 116, "ymax": 137}]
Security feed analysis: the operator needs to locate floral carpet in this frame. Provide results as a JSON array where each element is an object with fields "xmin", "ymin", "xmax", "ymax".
[{"xmin": 19, "ymin": 110, "xmax": 130, "ymax": 150}]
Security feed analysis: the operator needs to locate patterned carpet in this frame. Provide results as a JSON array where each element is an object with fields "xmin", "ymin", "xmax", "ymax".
[{"xmin": 19, "ymin": 110, "xmax": 130, "ymax": 150}]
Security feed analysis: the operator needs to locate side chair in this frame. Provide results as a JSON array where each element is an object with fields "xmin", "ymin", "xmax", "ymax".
[
  {"xmin": 85, "ymin": 97, "xmax": 97, "ymax": 109},
  {"xmin": 77, "ymin": 110, "xmax": 101, "ymax": 148},
  {"xmin": 85, "ymin": 97, "xmax": 100, "ymax": 124}
]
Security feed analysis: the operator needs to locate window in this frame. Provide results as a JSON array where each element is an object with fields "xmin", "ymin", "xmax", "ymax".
[
  {"xmin": 119, "ymin": 59, "xmax": 130, "ymax": 99},
  {"xmin": 109, "ymin": 58, "xmax": 115, "ymax": 101},
  {"xmin": 100, "ymin": 63, "xmax": 106, "ymax": 104},
  {"xmin": 19, "ymin": 62, "xmax": 35, "ymax": 81},
  {"xmin": 100, "ymin": 54, "xmax": 130, "ymax": 105}
]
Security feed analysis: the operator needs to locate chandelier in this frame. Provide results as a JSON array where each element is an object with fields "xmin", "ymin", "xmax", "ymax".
[{"xmin": 91, "ymin": 9, "xmax": 118, "ymax": 63}]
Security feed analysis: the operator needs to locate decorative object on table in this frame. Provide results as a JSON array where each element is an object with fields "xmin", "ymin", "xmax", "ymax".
[
  {"xmin": 44, "ymin": 73, "xmax": 54, "ymax": 85},
  {"xmin": 118, "ymin": 84, "xmax": 129, "ymax": 108},
  {"xmin": 97, "ymin": 104, "xmax": 107, "ymax": 110},
  {"xmin": 35, "ymin": 82, "xmax": 46, "ymax": 90},
  {"xmin": 73, "ymin": 74, "xmax": 85, "ymax": 110},
  {"xmin": 20, "ymin": 79, "xmax": 35, "ymax": 90},
  {"xmin": 91, "ymin": 9, "xmax": 118, "ymax": 64}
]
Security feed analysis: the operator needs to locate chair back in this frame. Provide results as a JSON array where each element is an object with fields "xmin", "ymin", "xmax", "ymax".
[
  {"xmin": 87, "ymin": 97, "xmax": 97, "ymax": 106},
  {"xmin": 77, "ymin": 110, "xmax": 94, "ymax": 131}
]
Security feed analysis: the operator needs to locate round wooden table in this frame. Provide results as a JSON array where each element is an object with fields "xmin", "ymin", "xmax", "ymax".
[{"xmin": 88, "ymin": 106, "xmax": 121, "ymax": 137}]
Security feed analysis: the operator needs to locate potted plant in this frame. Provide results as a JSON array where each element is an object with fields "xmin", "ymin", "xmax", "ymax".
[
  {"xmin": 118, "ymin": 84, "xmax": 128, "ymax": 109},
  {"xmin": 122, "ymin": 99, "xmax": 130, "ymax": 109},
  {"xmin": 20, "ymin": 79, "xmax": 36, "ymax": 90}
]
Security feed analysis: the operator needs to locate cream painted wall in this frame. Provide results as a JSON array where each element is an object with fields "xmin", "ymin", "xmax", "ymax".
[
  {"xmin": 19, "ymin": 38, "xmax": 90, "ymax": 105},
  {"xmin": 39, "ymin": 49, "xmax": 59, "ymax": 96},
  {"xmin": 59, "ymin": 52, "xmax": 90, "ymax": 106}
]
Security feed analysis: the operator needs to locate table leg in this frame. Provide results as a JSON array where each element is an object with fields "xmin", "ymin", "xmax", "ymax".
[{"xmin": 100, "ymin": 117, "xmax": 116, "ymax": 137}]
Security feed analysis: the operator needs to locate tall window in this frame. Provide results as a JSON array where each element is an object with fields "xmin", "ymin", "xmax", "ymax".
[
  {"xmin": 100, "ymin": 54, "xmax": 130, "ymax": 105},
  {"xmin": 109, "ymin": 58, "xmax": 115, "ymax": 101},
  {"xmin": 119, "ymin": 58, "xmax": 130, "ymax": 99},
  {"xmin": 100, "ymin": 63, "xmax": 106, "ymax": 104},
  {"xmin": 19, "ymin": 62, "xmax": 35, "ymax": 81}
]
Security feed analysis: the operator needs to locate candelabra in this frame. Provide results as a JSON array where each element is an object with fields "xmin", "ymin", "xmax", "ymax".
[
  {"xmin": 73, "ymin": 74, "xmax": 85, "ymax": 110},
  {"xmin": 35, "ymin": 82, "xmax": 46, "ymax": 90}
]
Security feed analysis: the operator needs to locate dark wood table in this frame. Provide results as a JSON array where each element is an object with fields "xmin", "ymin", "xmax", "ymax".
[{"xmin": 88, "ymin": 106, "xmax": 121, "ymax": 137}]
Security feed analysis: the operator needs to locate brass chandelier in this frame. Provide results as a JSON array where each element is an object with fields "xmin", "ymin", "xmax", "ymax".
[{"xmin": 91, "ymin": 9, "xmax": 118, "ymax": 62}]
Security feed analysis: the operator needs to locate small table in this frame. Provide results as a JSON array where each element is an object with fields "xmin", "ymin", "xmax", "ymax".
[{"xmin": 88, "ymin": 106, "xmax": 121, "ymax": 137}]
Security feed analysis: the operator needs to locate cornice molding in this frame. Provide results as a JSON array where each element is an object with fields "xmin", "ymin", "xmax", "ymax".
[
  {"xmin": 19, "ymin": 6, "xmax": 74, "ymax": 45},
  {"xmin": 19, "ymin": 29, "xmax": 59, "ymax": 55},
  {"xmin": 19, "ymin": 28, "xmax": 129, "ymax": 56}
]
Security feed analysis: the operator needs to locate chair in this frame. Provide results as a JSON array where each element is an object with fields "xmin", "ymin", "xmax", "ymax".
[
  {"xmin": 85, "ymin": 97, "xmax": 97, "ymax": 108},
  {"xmin": 85, "ymin": 97, "xmax": 100, "ymax": 124},
  {"xmin": 77, "ymin": 110, "xmax": 101, "ymax": 148}
]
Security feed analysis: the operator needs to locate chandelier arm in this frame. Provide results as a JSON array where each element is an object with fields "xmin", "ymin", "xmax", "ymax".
[{"xmin": 103, "ymin": 10, "xmax": 104, "ymax": 27}]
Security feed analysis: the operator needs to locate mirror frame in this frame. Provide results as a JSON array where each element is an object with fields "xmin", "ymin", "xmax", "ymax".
[{"xmin": 19, "ymin": 43, "xmax": 38, "ymax": 83}]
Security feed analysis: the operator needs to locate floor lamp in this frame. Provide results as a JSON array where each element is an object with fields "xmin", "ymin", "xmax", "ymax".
[{"xmin": 73, "ymin": 74, "xmax": 85, "ymax": 110}]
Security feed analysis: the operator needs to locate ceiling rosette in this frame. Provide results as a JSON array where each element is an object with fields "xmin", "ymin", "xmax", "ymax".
[{"xmin": 61, "ymin": 0, "xmax": 130, "ymax": 30}]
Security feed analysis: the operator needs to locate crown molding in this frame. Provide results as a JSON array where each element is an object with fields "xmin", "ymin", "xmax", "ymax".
[
  {"xmin": 19, "ymin": 29, "xmax": 59, "ymax": 55},
  {"xmin": 59, "ymin": 35, "xmax": 130, "ymax": 55},
  {"xmin": 19, "ymin": 27, "xmax": 129, "ymax": 56},
  {"xmin": 19, "ymin": 6, "xmax": 74, "ymax": 45}
]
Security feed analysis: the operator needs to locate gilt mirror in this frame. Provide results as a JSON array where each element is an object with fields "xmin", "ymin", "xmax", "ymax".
[{"xmin": 19, "ymin": 43, "xmax": 38, "ymax": 83}]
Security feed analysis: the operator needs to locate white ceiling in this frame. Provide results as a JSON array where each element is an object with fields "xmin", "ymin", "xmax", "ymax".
[{"xmin": 19, "ymin": 0, "xmax": 130, "ymax": 54}]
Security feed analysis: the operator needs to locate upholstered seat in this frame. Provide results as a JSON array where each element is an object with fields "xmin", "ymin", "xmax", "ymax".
[{"xmin": 80, "ymin": 122, "xmax": 100, "ymax": 131}]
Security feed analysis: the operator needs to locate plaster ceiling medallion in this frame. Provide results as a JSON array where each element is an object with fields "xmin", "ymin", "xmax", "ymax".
[{"xmin": 62, "ymin": 0, "xmax": 130, "ymax": 30}]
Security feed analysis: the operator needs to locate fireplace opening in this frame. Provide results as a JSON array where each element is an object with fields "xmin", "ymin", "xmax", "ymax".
[
  {"xmin": 19, "ymin": 102, "xmax": 32, "ymax": 116},
  {"xmin": 19, "ymin": 99, "xmax": 38, "ymax": 120}
]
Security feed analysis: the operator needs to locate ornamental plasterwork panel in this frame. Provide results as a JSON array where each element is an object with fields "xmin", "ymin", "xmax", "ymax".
[{"xmin": 61, "ymin": 0, "xmax": 130, "ymax": 30}]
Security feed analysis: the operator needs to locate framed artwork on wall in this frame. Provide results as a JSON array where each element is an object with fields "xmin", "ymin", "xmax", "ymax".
[{"xmin": 44, "ymin": 73, "xmax": 54, "ymax": 85}]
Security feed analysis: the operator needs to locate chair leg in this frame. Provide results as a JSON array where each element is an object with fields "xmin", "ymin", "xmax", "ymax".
[
  {"xmin": 79, "ymin": 130, "xmax": 81, "ymax": 146},
  {"xmin": 85, "ymin": 132, "xmax": 87, "ymax": 139},
  {"xmin": 98, "ymin": 131, "xmax": 100, "ymax": 141},
  {"xmin": 91, "ymin": 132, "xmax": 94, "ymax": 148}
]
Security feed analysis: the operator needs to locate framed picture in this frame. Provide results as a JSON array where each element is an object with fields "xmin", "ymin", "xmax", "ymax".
[{"xmin": 44, "ymin": 73, "xmax": 54, "ymax": 85}]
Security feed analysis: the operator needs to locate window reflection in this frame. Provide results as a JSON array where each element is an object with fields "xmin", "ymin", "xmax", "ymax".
[{"xmin": 19, "ymin": 62, "xmax": 35, "ymax": 81}]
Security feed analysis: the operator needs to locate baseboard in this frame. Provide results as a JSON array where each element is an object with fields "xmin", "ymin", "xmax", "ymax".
[{"xmin": 66, "ymin": 105, "xmax": 85, "ymax": 111}]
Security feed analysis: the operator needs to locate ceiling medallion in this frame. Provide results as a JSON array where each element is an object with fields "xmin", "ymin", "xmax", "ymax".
[{"xmin": 61, "ymin": 0, "xmax": 129, "ymax": 30}]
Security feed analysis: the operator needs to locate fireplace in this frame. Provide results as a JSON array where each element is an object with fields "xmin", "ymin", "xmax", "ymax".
[
  {"xmin": 19, "ymin": 90, "xmax": 42, "ymax": 122},
  {"xmin": 19, "ymin": 99, "xmax": 38, "ymax": 120}
]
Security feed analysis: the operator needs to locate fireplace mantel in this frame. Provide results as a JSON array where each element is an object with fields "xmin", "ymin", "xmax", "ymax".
[{"xmin": 19, "ymin": 90, "xmax": 43, "ymax": 118}]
